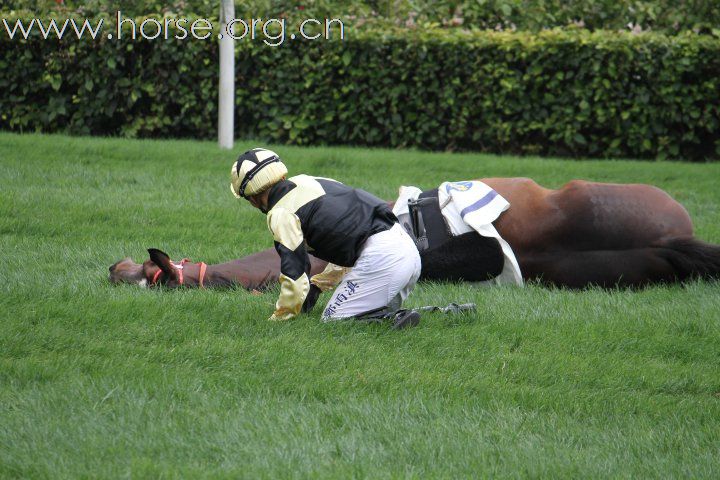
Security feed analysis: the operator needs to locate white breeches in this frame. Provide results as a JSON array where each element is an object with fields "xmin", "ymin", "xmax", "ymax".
[{"xmin": 322, "ymin": 223, "xmax": 421, "ymax": 320}]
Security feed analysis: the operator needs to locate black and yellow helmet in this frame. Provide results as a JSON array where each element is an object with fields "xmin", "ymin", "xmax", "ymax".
[{"xmin": 230, "ymin": 148, "xmax": 288, "ymax": 198}]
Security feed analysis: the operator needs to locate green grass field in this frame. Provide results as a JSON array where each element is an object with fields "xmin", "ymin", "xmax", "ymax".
[{"xmin": 1, "ymin": 132, "xmax": 719, "ymax": 479}]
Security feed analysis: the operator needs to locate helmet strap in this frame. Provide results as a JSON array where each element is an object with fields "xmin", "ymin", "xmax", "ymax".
[{"xmin": 238, "ymin": 156, "xmax": 280, "ymax": 198}]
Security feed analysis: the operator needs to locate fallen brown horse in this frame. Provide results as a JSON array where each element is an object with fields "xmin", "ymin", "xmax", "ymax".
[{"xmin": 109, "ymin": 178, "xmax": 720, "ymax": 290}]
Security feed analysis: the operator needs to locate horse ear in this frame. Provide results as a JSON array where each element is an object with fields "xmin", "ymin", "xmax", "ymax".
[{"xmin": 148, "ymin": 248, "xmax": 180, "ymax": 282}]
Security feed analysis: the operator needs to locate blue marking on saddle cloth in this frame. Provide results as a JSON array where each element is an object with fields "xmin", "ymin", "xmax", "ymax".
[
  {"xmin": 445, "ymin": 181, "xmax": 474, "ymax": 193},
  {"xmin": 459, "ymin": 190, "xmax": 499, "ymax": 219}
]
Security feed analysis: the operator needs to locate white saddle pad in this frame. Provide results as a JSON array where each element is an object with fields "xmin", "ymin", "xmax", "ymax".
[{"xmin": 393, "ymin": 181, "xmax": 523, "ymax": 286}]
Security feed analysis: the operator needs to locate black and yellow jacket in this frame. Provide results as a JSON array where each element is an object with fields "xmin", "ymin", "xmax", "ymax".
[{"xmin": 265, "ymin": 175, "xmax": 396, "ymax": 320}]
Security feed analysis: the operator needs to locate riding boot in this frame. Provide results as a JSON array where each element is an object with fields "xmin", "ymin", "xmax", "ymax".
[
  {"xmin": 390, "ymin": 309, "xmax": 421, "ymax": 330},
  {"xmin": 352, "ymin": 306, "xmax": 421, "ymax": 329}
]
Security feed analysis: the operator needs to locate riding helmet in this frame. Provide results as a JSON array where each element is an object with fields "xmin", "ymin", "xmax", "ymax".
[{"xmin": 230, "ymin": 148, "xmax": 288, "ymax": 198}]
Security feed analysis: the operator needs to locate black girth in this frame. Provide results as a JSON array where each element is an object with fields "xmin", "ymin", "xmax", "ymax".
[
  {"xmin": 408, "ymin": 189, "xmax": 452, "ymax": 251},
  {"xmin": 402, "ymin": 188, "xmax": 505, "ymax": 282}
]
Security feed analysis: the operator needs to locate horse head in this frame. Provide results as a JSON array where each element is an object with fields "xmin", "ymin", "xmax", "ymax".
[
  {"xmin": 109, "ymin": 247, "xmax": 284, "ymax": 291},
  {"xmin": 108, "ymin": 248, "xmax": 183, "ymax": 287}
]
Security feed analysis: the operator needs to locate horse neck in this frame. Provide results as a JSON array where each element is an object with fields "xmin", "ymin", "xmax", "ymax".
[{"xmin": 206, "ymin": 248, "xmax": 281, "ymax": 290}]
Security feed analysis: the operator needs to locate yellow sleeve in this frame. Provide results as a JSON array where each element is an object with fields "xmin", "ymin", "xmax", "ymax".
[
  {"xmin": 267, "ymin": 207, "xmax": 310, "ymax": 321},
  {"xmin": 310, "ymin": 263, "xmax": 351, "ymax": 292},
  {"xmin": 270, "ymin": 273, "xmax": 310, "ymax": 321}
]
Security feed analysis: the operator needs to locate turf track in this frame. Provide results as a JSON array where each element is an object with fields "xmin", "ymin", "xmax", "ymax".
[{"xmin": 1, "ymin": 133, "xmax": 719, "ymax": 478}]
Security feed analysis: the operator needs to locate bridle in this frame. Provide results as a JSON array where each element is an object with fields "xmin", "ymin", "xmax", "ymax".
[{"xmin": 150, "ymin": 258, "xmax": 208, "ymax": 288}]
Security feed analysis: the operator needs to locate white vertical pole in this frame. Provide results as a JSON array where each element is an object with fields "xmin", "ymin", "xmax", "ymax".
[{"xmin": 218, "ymin": 0, "xmax": 235, "ymax": 149}]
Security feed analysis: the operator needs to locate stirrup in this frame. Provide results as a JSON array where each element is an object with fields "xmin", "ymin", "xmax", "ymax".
[{"xmin": 416, "ymin": 303, "xmax": 477, "ymax": 314}]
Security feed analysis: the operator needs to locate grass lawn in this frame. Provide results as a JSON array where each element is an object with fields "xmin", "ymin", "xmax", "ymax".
[{"xmin": 1, "ymin": 132, "xmax": 719, "ymax": 478}]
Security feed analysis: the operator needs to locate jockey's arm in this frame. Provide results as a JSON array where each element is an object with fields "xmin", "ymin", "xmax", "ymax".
[{"xmin": 267, "ymin": 208, "xmax": 311, "ymax": 321}]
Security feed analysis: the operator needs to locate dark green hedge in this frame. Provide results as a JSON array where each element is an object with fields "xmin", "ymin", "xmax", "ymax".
[{"xmin": 1, "ymin": 28, "xmax": 719, "ymax": 160}]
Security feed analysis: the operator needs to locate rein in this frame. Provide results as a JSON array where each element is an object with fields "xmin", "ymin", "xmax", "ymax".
[{"xmin": 151, "ymin": 258, "xmax": 208, "ymax": 288}]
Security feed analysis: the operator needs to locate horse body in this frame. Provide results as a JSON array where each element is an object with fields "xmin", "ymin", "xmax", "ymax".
[
  {"xmin": 485, "ymin": 178, "xmax": 693, "ymax": 251},
  {"xmin": 109, "ymin": 178, "xmax": 720, "ymax": 290},
  {"xmin": 479, "ymin": 178, "xmax": 708, "ymax": 287}
]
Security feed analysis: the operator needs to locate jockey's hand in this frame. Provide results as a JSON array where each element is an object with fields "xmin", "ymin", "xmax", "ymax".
[{"xmin": 302, "ymin": 284, "xmax": 322, "ymax": 313}]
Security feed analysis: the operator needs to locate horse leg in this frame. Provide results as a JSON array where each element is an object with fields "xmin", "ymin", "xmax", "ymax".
[
  {"xmin": 519, "ymin": 235, "xmax": 720, "ymax": 288},
  {"xmin": 519, "ymin": 249, "xmax": 680, "ymax": 288}
]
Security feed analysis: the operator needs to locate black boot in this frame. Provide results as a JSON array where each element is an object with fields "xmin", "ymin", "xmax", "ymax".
[{"xmin": 391, "ymin": 309, "xmax": 421, "ymax": 330}]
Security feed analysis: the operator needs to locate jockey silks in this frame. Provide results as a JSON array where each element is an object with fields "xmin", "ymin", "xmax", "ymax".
[{"xmin": 264, "ymin": 175, "xmax": 399, "ymax": 320}]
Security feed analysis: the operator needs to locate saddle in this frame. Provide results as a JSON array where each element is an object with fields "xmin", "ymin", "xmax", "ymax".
[{"xmin": 399, "ymin": 189, "xmax": 505, "ymax": 282}]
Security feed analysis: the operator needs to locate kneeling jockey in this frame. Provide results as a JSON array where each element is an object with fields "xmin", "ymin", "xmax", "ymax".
[{"xmin": 230, "ymin": 148, "xmax": 422, "ymax": 328}]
